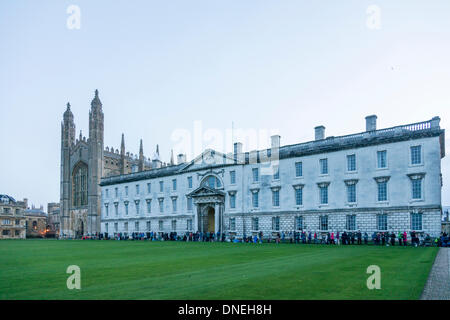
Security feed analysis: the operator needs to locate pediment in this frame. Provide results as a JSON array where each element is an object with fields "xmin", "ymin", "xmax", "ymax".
[
  {"xmin": 179, "ymin": 149, "xmax": 234, "ymax": 171},
  {"xmin": 187, "ymin": 186, "xmax": 225, "ymax": 198}
]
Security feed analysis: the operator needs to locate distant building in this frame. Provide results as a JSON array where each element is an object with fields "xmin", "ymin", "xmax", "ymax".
[
  {"xmin": 24, "ymin": 205, "xmax": 48, "ymax": 238},
  {"xmin": 0, "ymin": 195, "xmax": 27, "ymax": 239},
  {"xmin": 442, "ymin": 206, "xmax": 450, "ymax": 234},
  {"xmin": 47, "ymin": 202, "xmax": 60, "ymax": 237},
  {"xmin": 100, "ymin": 115, "xmax": 445, "ymax": 238}
]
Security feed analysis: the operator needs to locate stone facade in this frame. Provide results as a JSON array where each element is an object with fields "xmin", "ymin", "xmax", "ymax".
[
  {"xmin": 0, "ymin": 195, "xmax": 27, "ymax": 239},
  {"xmin": 100, "ymin": 115, "xmax": 446, "ymax": 239},
  {"xmin": 58, "ymin": 90, "xmax": 161, "ymax": 238},
  {"xmin": 24, "ymin": 205, "xmax": 48, "ymax": 238}
]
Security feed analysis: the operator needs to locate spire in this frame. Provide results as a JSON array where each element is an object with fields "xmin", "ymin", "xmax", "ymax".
[
  {"xmin": 91, "ymin": 89, "xmax": 102, "ymax": 109},
  {"xmin": 120, "ymin": 133, "xmax": 125, "ymax": 155},
  {"xmin": 79, "ymin": 130, "xmax": 82, "ymax": 141},
  {"xmin": 170, "ymin": 149, "xmax": 174, "ymax": 165},
  {"xmin": 63, "ymin": 102, "xmax": 73, "ymax": 119},
  {"xmin": 153, "ymin": 144, "xmax": 160, "ymax": 161},
  {"xmin": 138, "ymin": 139, "xmax": 144, "ymax": 172}
]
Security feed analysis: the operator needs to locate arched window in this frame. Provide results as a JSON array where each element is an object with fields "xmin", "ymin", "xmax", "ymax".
[
  {"xmin": 201, "ymin": 175, "xmax": 222, "ymax": 189},
  {"xmin": 73, "ymin": 163, "xmax": 88, "ymax": 207}
]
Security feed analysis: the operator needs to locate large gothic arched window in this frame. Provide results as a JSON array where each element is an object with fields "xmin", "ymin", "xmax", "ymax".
[{"xmin": 72, "ymin": 163, "xmax": 88, "ymax": 207}]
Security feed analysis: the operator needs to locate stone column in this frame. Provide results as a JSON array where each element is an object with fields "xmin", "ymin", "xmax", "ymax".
[
  {"xmin": 194, "ymin": 205, "xmax": 199, "ymax": 232},
  {"xmin": 214, "ymin": 203, "xmax": 219, "ymax": 235}
]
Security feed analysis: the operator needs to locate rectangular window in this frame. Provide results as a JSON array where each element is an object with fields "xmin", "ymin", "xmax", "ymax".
[
  {"xmin": 172, "ymin": 220, "xmax": 177, "ymax": 231},
  {"xmin": 412, "ymin": 179, "xmax": 422, "ymax": 199},
  {"xmin": 377, "ymin": 151, "xmax": 387, "ymax": 168},
  {"xmin": 411, "ymin": 146, "xmax": 422, "ymax": 165},
  {"xmin": 159, "ymin": 220, "xmax": 163, "ymax": 231},
  {"xmin": 135, "ymin": 221, "xmax": 139, "ymax": 231},
  {"xmin": 114, "ymin": 222, "xmax": 118, "ymax": 232},
  {"xmin": 320, "ymin": 159, "xmax": 328, "ymax": 175},
  {"xmin": 377, "ymin": 214, "xmax": 387, "ymax": 231},
  {"xmin": 159, "ymin": 181, "xmax": 164, "ymax": 192},
  {"xmin": 347, "ymin": 184, "xmax": 356, "ymax": 203},
  {"xmin": 188, "ymin": 176, "xmax": 193, "ymax": 189},
  {"xmin": 252, "ymin": 168, "xmax": 259, "ymax": 182},
  {"xmin": 347, "ymin": 154, "xmax": 356, "ymax": 172},
  {"xmin": 136, "ymin": 184, "xmax": 140, "ymax": 195},
  {"xmin": 115, "ymin": 187, "xmax": 118, "ymax": 198},
  {"xmin": 159, "ymin": 199, "xmax": 164, "ymax": 213},
  {"xmin": 252, "ymin": 191, "xmax": 259, "ymax": 208},
  {"xmin": 187, "ymin": 219, "xmax": 193, "ymax": 231},
  {"xmin": 114, "ymin": 203, "xmax": 118, "ymax": 216},
  {"xmin": 295, "ymin": 188, "xmax": 303, "ymax": 206},
  {"xmin": 319, "ymin": 215, "xmax": 328, "ymax": 231},
  {"xmin": 146, "ymin": 221, "xmax": 151, "ymax": 231},
  {"xmin": 252, "ymin": 217, "xmax": 259, "ymax": 231},
  {"xmin": 105, "ymin": 189, "xmax": 109, "ymax": 198},
  {"xmin": 105, "ymin": 205, "xmax": 109, "ymax": 217},
  {"xmin": 125, "ymin": 186, "xmax": 129, "ymax": 196},
  {"xmin": 230, "ymin": 171, "xmax": 236, "ymax": 184},
  {"xmin": 146, "ymin": 200, "xmax": 151, "ymax": 213},
  {"xmin": 295, "ymin": 162, "xmax": 303, "ymax": 177},
  {"xmin": 346, "ymin": 215, "xmax": 356, "ymax": 230},
  {"xmin": 172, "ymin": 198, "xmax": 177, "ymax": 212},
  {"xmin": 172, "ymin": 179, "xmax": 177, "ymax": 191},
  {"xmin": 272, "ymin": 189, "xmax": 280, "ymax": 207},
  {"xmin": 135, "ymin": 202, "xmax": 140, "ymax": 215},
  {"xmin": 411, "ymin": 213, "xmax": 423, "ymax": 230},
  {"xmin": 295, "ymin": 216, "xmax": 303, "ymax": 230},
  {"xmin": 273, "ymin": 165, "xmax": 280, "ymax": 180},
  {"xmin": 124, "ymin": 222, "xmax": 128, "ymax": 232},
  {"xmin": 377, "ymin": 182, "xmax": 387, "ymax": 201},
  {"xmin": 147, "ymin": 183, "xmax": 151, "ymax": 194},
  {"xmin": 272, "ymin": 216, "xmax": 280, "ymax": 231},
  {"xmin": 319, "ymin": 186, "xmax": 328, "ymax": 204},
  {"xmin": 125, "ymin": 202, "xmax": 129, "ymax": 215},
  {"xmin": 187, "ymin": 197, "xmax": 193, "ymax": 211},
  {"xmin": 230, "ymin": 194, "xmax": 236, "ymax": 209},
  {"xmin": 229, "ymin": 218, "xmax": 236, "ymax": 231}
]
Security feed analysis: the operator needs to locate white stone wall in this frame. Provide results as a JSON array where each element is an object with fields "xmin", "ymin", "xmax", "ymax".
[{"xmin": 101, "ymin": 135, "xmax": 443, "ymax": 238}]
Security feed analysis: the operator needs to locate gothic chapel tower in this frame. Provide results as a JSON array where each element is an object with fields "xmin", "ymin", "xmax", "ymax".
[
  {"xmin": 59, "ymin": 90, "xmax": 104, "ymax": 237},
  {"xmin": 87, "ymin": 90, "xmax": 104, "ymax": 234},
  {"xmin": 60, "ymin": 102, "xmax": 75, "ymax": 237}
]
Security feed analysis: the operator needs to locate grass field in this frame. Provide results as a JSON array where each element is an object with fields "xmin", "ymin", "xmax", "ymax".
[{"xmin": 0, "ymin": 240, "xmax": 437, "ymax": 300}]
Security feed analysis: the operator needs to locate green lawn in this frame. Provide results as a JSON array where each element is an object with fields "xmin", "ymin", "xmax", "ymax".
[{"xmin": 0, "ymin": 240, "xmax": 437, "ymax": 300}]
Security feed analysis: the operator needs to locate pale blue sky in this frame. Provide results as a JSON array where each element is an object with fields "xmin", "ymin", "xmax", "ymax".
[{"xmin": 1, "ymin": 0, "xmax": 449, "ymax": 208}]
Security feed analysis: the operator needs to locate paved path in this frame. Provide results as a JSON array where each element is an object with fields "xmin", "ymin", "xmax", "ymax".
[{"xmin": 421, "ymin": 248, "xmax": 450, "ymax": 300}]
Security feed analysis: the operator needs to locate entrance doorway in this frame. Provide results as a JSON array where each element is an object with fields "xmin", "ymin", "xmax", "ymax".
[{"xmin": 207, "ymin": 207, "xmax": 215, "ymax": 233}]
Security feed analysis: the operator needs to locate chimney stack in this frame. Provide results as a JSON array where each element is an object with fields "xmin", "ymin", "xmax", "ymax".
[
  {"xmin": 271, "ymin": 135, "xmax": 281, "ymax": 149},
  {"xmin": 177, "ymin": 153, "xmax": 186, "ymax": 164},
  {"xmin": 365, "ymin": 115, "xmax": 377, "ymax": 131},
  {"xmin": 234, "ymin": 142, "xmax": 243, "ymax": 163},
  {"xmin": 315, "ymin": 126, "xmax": 325, "ymax": 140}
]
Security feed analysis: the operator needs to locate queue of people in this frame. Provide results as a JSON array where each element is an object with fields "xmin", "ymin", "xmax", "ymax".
[{"xmin": 81, "ymin": 230, "xmax": 449, "ymax": 247}]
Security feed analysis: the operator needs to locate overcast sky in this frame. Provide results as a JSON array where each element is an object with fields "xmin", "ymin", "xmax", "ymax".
[{"xmin": 1, "ymin": 0, "xmax": 449, "ymax": 209}]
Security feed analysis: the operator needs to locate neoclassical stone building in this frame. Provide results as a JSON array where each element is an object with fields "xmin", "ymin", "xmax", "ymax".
[
  {"xmin": 100, "ymin": 115, "xmax": 445, "ymax": 238},
  {"xmin": 59, "ymin": 90, "xmax": 166, "ymax": 238}
]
